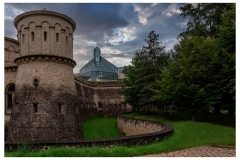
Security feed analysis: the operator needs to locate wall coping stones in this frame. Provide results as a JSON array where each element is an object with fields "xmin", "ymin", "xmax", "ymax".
[{"xmin": 4, "ymin": 37, "xmax": 19, "ymax": 45}]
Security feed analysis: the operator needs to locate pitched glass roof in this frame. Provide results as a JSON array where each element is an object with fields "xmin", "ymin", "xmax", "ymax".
[{"xmin": 79, "ymin": 56, "xmax": 118, "ymax": 74}]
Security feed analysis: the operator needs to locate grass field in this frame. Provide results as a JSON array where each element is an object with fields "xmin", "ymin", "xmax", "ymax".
[
  {"xmin": 82, "ymin": 116, "xmax": 122, "ymax": 140},
  {"xmin": 5, "ymin": 112, "xmax": 235, "ymax": 157}
]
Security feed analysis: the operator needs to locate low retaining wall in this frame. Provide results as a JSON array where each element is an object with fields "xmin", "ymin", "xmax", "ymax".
[
  {"xmin": 5, "ymin": 114, "xmax": 174, "ymax": 151},
  {"xmin": 117, "ymin": 116, "xmax": 165, "ymax": 136}
]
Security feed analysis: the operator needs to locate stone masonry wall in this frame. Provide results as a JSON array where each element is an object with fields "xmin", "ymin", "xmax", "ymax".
[
  {"xmin": 75, "ymin": 79, "xmax": 132, "ymax": 120},
  {"xmin": 15, "ymin": 61, "xmax": 76, "ymax": 94},
  {"xmin": 117, "ymin": 115, "xmax": 165, "ymax": 136},
  {"xmin": 5, "ymin": 37, "xmax": 20, "ymax": 121},
  {"xmin": 7, "ymin": 60, "xmax": 83, "ymax": 142},
  {"xmin": 4, "ymin": 71, "xmax": 17, "ymax": 90},
  {"xmin": 4, "ymin": 37, "xmax": 20, "ymax": 62},
  {"xmin": 4, "ymin": 36, "xmax": 19, "ymax": 89},
  {"xmin": 15, "ymin": 11, "xmax": 74, "ymax": 59}
]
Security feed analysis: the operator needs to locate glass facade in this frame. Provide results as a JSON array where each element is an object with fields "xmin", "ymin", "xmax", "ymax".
[
  {"xmin": 94, "ymin": 47, "xmax": 100, "ymax": 67},
  {"xmin": 79, "ymin": 47, "xmax": 122, "ymax": 81}
]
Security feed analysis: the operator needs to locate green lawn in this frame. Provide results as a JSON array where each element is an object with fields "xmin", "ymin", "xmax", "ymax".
[
  {"xmin": 82, "ymin": 116, "xmax": 122, "ymax": 140},
  {"xmin": 5, "ymin": 112, "xmax": 235, "ymax": 157}
]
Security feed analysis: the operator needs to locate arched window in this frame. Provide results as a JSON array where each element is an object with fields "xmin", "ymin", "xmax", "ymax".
[{"xmin": 5, "ymin": 84, "xmax": 15, "ymax": 109}]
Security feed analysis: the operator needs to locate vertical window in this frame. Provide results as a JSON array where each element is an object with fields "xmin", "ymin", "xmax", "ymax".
[
  {"xmin": 31, "ymin": 32, "xmax": 34, "ymax": 41},
  {"xmin": 6, "ymin": 84, "xmax": 15, "ymax": 109},
  {"xmin": 22, "ymin": 34, "xmax": 25, "ymax": 44},
  {"xmin": 44, "ymin": 32, "xmax": 47, "ymax": 41},
  {"xmin": 58, "ymin": 103, "xmax": 63, "ymax": 113},
  {"xmin": 66, "ymin": 36, "xmax": 68, "ymax": 45},
  {"xmin": 33, "ymin": 103, "xmax": 38, "ymax": 113},
  {"xmin": 56, "ymin": 33, "xmax": 59, "ymax": 42}
]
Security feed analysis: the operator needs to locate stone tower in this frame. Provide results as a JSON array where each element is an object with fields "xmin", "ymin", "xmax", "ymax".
[{"xmin": 7, "ymin": 9, "xmax": 83, "ymax": 142}]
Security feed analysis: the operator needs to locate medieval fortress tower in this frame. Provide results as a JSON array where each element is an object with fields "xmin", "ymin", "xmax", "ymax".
[
  {"xmin": 7, "ymin": 8, "xmax": 82, "ymax": 142},
  {"xmin": 5, "ymin": 9, "xmax": 131, "ymax": 142}
]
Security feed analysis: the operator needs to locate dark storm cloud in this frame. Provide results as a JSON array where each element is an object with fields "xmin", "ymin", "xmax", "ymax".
[
  {"xmin": 68, "ymin": 3, "xmax": 130, "ymax": 41},
  {"xmin": 5, "ymin": 3, "xmax": 130, "ymax": 41},
  {"xmin": 4, "ymin": 3, "xmax": 189, "ymax": 73}
]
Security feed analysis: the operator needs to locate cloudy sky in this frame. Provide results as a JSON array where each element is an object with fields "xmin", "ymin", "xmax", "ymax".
[{"xmin": 4, "ymin": 2, "xmax": 189, "ymax": 73}]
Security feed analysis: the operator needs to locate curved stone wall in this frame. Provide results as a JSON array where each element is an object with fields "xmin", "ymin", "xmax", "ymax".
[
  {"xmin": 4, "ymin": 36, "xmax": 20, "ymax": 88},
  {"xmin": 7, "ymin": 58, "xmax": 81, "ymax": 142},
  {"xmin": 4, "ymin": 37, "xmax": 20, "ymax": 122},
  {"xmin": 5, "ymin": 114, "xmax": 174, "ymax": 151},
  {"xmin": 117, "ymin": 115, "xmax": 165, "ymax": 136},
  {"xmin": 4, "ymin": 37, "xmax": 20, "ymax": 64}
]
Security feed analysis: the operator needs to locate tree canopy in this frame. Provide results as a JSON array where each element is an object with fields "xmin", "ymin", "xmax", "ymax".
[{"xmin": 121, "ymin": 3, "xmax": 235, "ymax": 117}]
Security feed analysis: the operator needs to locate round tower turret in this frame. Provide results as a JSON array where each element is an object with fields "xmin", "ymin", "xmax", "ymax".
[{"xmin": 7, "ymin": 9, "xmax": 83, "ymax": 142}]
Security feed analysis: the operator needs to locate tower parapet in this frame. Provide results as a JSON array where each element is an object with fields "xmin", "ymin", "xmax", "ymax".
[{"xmin": 14, "ymin": 8, "xmax": 75, "ymax": 59}]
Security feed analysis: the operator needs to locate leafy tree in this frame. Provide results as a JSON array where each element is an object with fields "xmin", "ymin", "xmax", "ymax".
[
  {"xmin": 216, "ymin": 4, "xmax": 235, "ymax": 54},
  {"xmin": 153, "ymin": 3, "xmax": 236, "ymax": 117},
  {"xmin": 214, "ymin": 3, "xmax": 236, "ymax": 114},
  {"xmin": 179, "ymin": 3, "xmax": 233, "ymax": 39},
  {"xmin": 153, "ymin": 36, "xmax": 223, "ymax": 120}
]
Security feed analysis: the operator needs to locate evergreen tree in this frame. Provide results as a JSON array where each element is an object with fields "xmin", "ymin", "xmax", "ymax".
[
  {"xmin": 135, "ymin": 31, "xmax": 168, "ymax": 112},
  {"xmin": 120, "ymin": 51, "xmax": 142, "ymax": 111},
  {"xmin": 121, "ymin": 31, "xmax": 169, "ymax": 112}
]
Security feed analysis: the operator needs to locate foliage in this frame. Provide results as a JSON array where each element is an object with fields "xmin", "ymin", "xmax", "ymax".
[
  {"xmin": 120, "ymin": 3, "xmax": 235, "ymax": 117},
  {"xmin": 17, "ymin": 143, "xmax": 32, "ymax": 154},
  {"xmin": 179, "ymin": 3, "xmax": 233, "ymax": 39},
  {"xmin": 120, "ymin": 30, "xmax": 169, "ymax": 111},
  {"xmin": 151, "ymin": 3, "xmax": 235, "ymax": 117},
  {"xmin": 120, "ymin": 52, "xmax": 142, "ymax": 110},
  {"xmin": 214, "ymin": 3, "xmax": 236, "ymax": 112},
  {"xmin": 136, "ymin": 31, "xmax": 167, "ymax": 108},
  {"xmin": 153, "ymin": 36, "xmax": 223, "ymax": 120}
]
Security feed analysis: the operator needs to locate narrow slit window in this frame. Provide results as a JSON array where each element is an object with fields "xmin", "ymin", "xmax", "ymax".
[
  {"xmin": 56, "ymin": 33, "xmax": 59, "ymax": 42},
  {"xmin": 31, "ymin": 32, "xmax": 34, "ymax": 41},
  {"xmin": 44, "ymin": 32, "xmax": 47, "ymax": 41},
  {"xmin": 58, "ymin": 103, "xmax": 63, "ymax": 113},
  {"xmin": 33, "ymin": 103, "xmax": 38, "ymax": 113},
  {"xmin": 76, "ymin": 107, "xmax": 79, "ymax": 114},
  {"xmin": 22, "ymin": 34, "xmax": 25, "ymax": 44},
  {"xmin": 66, "ymin": 36, "xmax": 68, "ymax": 45}
]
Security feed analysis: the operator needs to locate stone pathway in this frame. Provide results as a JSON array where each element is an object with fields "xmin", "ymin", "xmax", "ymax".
[{"xmin": 140, "ymin": 146, "xmax": 236, "ymax": 157}]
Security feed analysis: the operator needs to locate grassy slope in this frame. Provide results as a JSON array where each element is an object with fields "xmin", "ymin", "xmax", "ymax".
[
  {"xmin": 5, "ymin": 112, "xmax": 235, "ymax": 157},
  {"xmin": 82, "ymin": 117, "xmax": 122, "ymax": 140}
]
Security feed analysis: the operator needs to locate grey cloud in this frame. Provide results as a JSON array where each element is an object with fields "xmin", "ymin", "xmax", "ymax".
[{"xmin": 5, "ymin": 3, "xmax": 189, "ymax": 73}]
